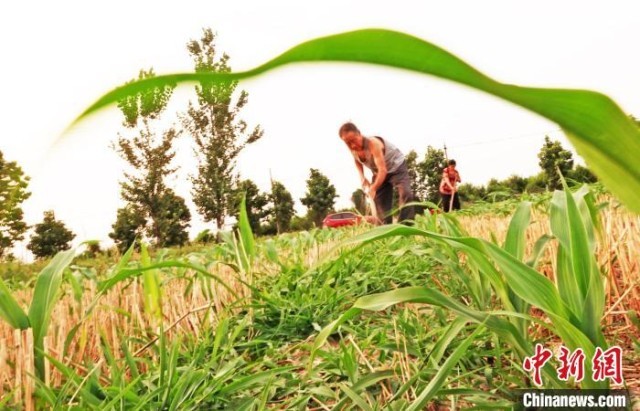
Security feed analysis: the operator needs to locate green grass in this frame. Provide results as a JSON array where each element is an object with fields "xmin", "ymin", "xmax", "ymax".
[
  {"xmin": 3, "ymin": 181, "xmax": 637, "ymax": 409},
  {"xmin": 3, "ymin": 184, "xmax": 632, "ymax": 409}
]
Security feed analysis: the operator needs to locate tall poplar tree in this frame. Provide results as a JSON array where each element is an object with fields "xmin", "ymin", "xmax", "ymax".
[
  {"xmin": 112, "ymin": 69, "xmax": 191, "ymax": 247},
  {"xmin": 182, "ymin": 28, "xmax": 263, "ymax": 229}
]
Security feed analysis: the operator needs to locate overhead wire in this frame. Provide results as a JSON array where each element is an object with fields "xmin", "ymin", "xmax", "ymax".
[{"xmin": 442, "ymin": 127, "xmax": 563, "ymax": 150}]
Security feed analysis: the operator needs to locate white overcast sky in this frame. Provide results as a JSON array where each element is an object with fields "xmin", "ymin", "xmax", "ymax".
[{"xmin": 1, "ymin": 0, "xmax": 639, "ymax": 259}]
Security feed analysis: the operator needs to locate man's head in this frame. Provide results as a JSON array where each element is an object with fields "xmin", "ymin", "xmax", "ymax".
[
  {"xmin": 339, "ymin": 122, "xmax": 363, "ymax": 151},
  {"xmin": 448, "ymin": 159, "xmax": 457, "ymax": 167}
]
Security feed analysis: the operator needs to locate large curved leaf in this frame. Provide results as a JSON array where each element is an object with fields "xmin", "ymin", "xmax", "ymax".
[{"xmin": 70, "ymin": 29, "xmax": 640, "ymax": 212}]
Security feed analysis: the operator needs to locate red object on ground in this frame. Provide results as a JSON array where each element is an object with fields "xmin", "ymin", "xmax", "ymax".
[{"xmin": 322, "ymin": 212, "xmax": 363, "ymax": 228}]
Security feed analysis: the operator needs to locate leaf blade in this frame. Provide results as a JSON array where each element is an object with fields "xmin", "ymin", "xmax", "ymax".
[{"xmin": 70, "ymin": 29, "xmax": 640, "ymax": 212}]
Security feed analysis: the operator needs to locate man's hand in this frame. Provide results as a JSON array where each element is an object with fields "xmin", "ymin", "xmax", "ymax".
[
  {"xmin": 363, "ymin": 182, "xmax": 376, "ymax": 201},
  {"xmin": 367, "ymin": 187, "xmax": 377, "ymax": 200}
]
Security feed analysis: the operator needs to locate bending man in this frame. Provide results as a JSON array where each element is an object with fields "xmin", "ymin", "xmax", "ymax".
[{"xmin": 339, "ymin": 122, "xmax": 415, "ymax": 224}]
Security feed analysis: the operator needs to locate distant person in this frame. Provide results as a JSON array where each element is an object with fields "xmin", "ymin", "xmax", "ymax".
[
  {"xmin": 440, "ymin": 159, "xmax": 461, "ymax": 212},
  {"xmin": 339, "ymin": 122, "xmax": 415, "ymax": 224}
]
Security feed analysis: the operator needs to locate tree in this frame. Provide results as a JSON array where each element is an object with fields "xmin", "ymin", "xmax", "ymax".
[
  {"xmin": 231, "ymin": 179, "xmax": 269, "ymax": 234},
  {"xmin": 405, "ymin": 150, "xmax": 421, "ymax": 199},
  {"xmin": 537, "ymin": 136, "xmax": 574, "ymax": 190},
  {"xmin": 0, "ymin": 150, "xmax": 31, "ymax": 259},
  {"xmin": 503, "ymin": 175, "xmax": 528, "ymax": 194},
  {"xmin": 269, "ymin": 180, "xmax": 295, "ymax": 234},
  {"xmin": 109, "ymin": 205, "xmax": 146, "ymax": 253},
  {"xmin": 27, "ymin": 211, "xmax": 75, "ymax": 259},
  {"xmin": 418, "ymin": 146, "xmax": 447, "ymax": 204},
  {"xmin": 525, "ymin": 172, "xmax": 548, "ymax": 194},
  {"xmin": 113, "ymin": 68, "xmax": 191, "ymax": 247},
  {"xmin": 458, "ymin": 182, "xmax": 486, "ymax": 203},
  {"xmin": 82, "ymin": 240, "xmax": 102, "ymax": 259},
  {"xmin": 290, "ymin": 214, "xmax": 314, "ymax": 232},
  {"xmin": 568, "ymin": 165, "xmax": 598, "ymax": 185},
  {"xmin": 351, "ymin": 188, "xmax": 367, "ymax": 215},
  {"xmin": 155, "ymin": 190, "xmax": 191, "ymax": 247},
  {"xmin": 301, "ymin": 169, "xmax": 337, "ymax": 227},
  {"xmin": 194, "ymin": 229, "xmax": 217, "ymax": 244},
  {"xmin": 486, "ymin": 178, "xmax": 511, "ymax": 201},
  {"xmin": 182, "ymin": 28, "xmax": 263, "ymax": 229}
]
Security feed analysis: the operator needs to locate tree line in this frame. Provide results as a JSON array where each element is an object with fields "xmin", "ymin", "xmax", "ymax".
[{"xmin": 0, "ymin": 28, "xmax": 343, "ymax": 259}]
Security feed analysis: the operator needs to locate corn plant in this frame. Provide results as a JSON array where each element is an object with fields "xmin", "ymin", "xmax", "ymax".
[
  {"xmin": 0, "ymin": 249, "xmax": 76, "ymax": 379},
  {"xmin": 217, "ymin": 195, "xmax": 256, "ymax": 280}
]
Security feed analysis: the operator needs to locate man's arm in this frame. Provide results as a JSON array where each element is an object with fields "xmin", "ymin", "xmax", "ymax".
[
  {"xmin": 443, "ymin": 170, "xmax": 456, "ymax": 191},
  {"xmin": 353, "ymin": 159, "xmax": 369, "ymax": 187},
  {"xmin": 369, "ymin": 139, "xmax": 387, "ymax": 194}
]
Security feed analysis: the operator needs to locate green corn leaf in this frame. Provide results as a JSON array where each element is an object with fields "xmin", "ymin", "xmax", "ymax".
[
  {"xmin": 236, "ymin": 194, "xmax": 255, "ymax": 273},
  {"xmin": 71, "ymin": 29, "xmax": 640, "ymax": 213},
  {"xmin": 28, "ymin": 248, "xmax": 76, "ymax": 378},
  {"xmin": 550, "ymin": 186, "xmax": 605, "ymax": 347},
  {"xmin": 555, "ymin": 246, "xmax": 584, "ymax": 321},
  {"xmin": 99, "ymin": 260, "xmax": 241, "ymax": 298},
  {"xmin": 406, "ymin": 324, "xmax": 485, "ymax": 411},
  {"xmin": 0, "ymin": 277, "xmax": 29, "ymax": 329},
  {"xmin": 140, "ymin": 243, "xmax": 162, "ymax": 321},
  {"xmin": 238, "ymin": 194, "xmax": 255, "ymax": 259},
  {"xmin": 526, "ymin": 234, "xmax": 553, "ymax": 268},
  {"xmin": 428, "ymin": 317, "xmax": 467, "ymax": 367},
  {"xmin": 503, "ymin": 202, "xmax": 531, "ymax": 261},
  {"xmin": 545, "ymin": 312, "xmax": 605, "ymax": 389},
  {"xmin": 112, "ymin": 238, "xmax": 136, "ymax": 274},
  {"xmin": 502, "ymin": 202, "xmax": 532, "ymax": 332}
]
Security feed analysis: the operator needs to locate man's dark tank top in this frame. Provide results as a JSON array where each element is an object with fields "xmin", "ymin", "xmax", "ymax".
[{"xmin": 352, "ymin": 136, "xmax": 405, "ymax": 174}]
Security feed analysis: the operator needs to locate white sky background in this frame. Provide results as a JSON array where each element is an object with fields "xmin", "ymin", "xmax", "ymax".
[{"xmin": 1, "ymin": 1, "xmax": 639, "ymax": 260}]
